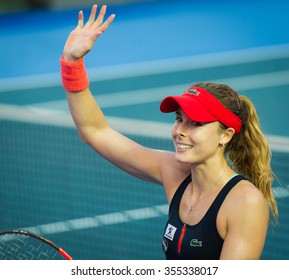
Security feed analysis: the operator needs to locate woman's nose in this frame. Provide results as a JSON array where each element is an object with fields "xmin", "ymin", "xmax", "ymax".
[{"xmin": 176, "ymin": 122, "xmax": 187, "ymax": 137}]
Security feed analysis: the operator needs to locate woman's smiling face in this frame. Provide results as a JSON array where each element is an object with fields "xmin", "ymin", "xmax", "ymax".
[{"xmin": 171, "ymin": 109, "xmax": 223, "ymax": 165}]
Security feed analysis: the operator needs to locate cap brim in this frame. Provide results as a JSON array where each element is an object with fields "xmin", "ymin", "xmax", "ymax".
[{"xmin": 160, "ymin": 95, "xmax": 217, "ymax": 122}]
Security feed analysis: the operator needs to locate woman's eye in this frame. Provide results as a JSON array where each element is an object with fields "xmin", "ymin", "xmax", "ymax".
[
  {"xmin": 191, "ymin": 121, "xmax": 204, "ymax": 126},
  {"xmin": 175, "ymin": 116, "xmax": 182, "ymax": 122}
]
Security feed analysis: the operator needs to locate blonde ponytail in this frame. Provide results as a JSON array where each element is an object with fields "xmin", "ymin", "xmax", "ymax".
[
  {"xmin": 227, "ymin": 96, "xmax": 278, "ymax": 222},
  {"xmin": 194, "ymin": 82, "xmax": 278, "ymax": 222}
]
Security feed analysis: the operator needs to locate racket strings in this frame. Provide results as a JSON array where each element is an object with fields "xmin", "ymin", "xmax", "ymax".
[{"xmin": 0, "ymin": 233, "xmax": 67, "ymax": 260}]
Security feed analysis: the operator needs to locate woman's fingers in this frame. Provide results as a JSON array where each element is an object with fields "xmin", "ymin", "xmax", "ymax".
[
  {"xmin": 83, "ymin": 5, "xmax": 115, "ymax": 31},
  {"xmin": 98, "ymin": 14, "xmax": 116, "ymax": 33},
  {"xmin": 86, "ymin": 4, "xmax": 98, "ymax": 26},
  {"xmin": 77, "ymin": 10, "xmax": 84, "ymax": 28},
  {"xmin": 93, "ymin": 5, "xmax": 106, "ymax": 27},
  {"xmin": 74, "ymin": 4, "xmax": 115, "ymax": 43}
]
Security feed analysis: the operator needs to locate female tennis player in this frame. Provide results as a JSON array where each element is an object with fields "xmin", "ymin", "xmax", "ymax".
[{"xmin": 60, "ymin": 4, "xmax": 278, "ymax": 259}]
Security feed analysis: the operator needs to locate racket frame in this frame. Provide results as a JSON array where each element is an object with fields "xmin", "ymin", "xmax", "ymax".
[{"xmin": 0, "ymin": 229, "xmax": 72, "ymax": 260}]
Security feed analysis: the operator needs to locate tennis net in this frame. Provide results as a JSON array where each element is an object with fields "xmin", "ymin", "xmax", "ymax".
[{"xmin": 0, "ymin": 104, "xmax": 289, "ymax": 259}]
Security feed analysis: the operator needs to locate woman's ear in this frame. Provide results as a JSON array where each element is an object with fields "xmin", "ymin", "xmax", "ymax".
[{"xmin": 220, "ymin": 127, "xmax": 235, "ymax": 146}]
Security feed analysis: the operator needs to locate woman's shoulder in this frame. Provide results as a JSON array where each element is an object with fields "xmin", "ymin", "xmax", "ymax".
[
  {"xmin": 230, "ymin": 179, "xmax": 266, "ymax": 204},
  {"xmin": 217, "ymin": 178, "xmax": 269, "ymax": 241},
  {"xmin": 223, "ymin": 178, "xmax": 269, "ymax": 219}
]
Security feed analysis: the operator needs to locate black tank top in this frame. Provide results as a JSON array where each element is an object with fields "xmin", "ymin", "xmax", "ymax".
[{"xmin": 162, "ymin": 174, "xmax": 245, "ymax": 259}]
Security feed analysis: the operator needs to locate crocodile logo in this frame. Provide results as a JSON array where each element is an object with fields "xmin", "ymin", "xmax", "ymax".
[
  {"xmin": 186, "ymin": 89, "xmax": 200, "ymax": 96},
  {"xmin": 190, "ymin": 239, "xmax": 202, "ymax": 247}
]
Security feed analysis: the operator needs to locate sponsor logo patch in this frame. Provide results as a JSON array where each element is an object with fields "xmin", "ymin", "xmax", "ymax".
[
  {"xmin": 164, "ymin": 223, "xmax": 177, "ymax": 241},
  {"xmin": 162, "ymin": 238, "xmax": 169, "ymax": 252}
]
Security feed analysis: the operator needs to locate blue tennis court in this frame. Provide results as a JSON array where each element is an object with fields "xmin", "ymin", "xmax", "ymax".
[{"xmin": 0, "ymin": 0, "xmax": 289, "ymax": 259}]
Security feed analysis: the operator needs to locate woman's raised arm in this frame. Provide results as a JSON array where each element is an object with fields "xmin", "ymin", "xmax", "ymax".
[{"xmin": 60, "ymin": 5, "xmax": 177, "ymax": 185}]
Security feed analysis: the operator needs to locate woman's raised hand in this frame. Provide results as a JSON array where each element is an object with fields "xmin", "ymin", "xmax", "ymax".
[{"xmin": 63, "ymin": 5, "xmax": 115, "ymax": 62}]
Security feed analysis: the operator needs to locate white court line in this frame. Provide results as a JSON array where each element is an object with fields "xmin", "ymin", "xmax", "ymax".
[
  {"xmin": 25, "ymin": 70, "xmax": 289, "ymax": 111},
  {"xmin": 1, "ymin": 103, "xmax": 289, "ymax": 151},
  {"xmin": 23, "ymin": 184, "xmax": 289, "ymax": 236},
  {"xmin": 24, "ymin": 204, "xmax": 169, "ymax": 236},
  {"xmin": 0, "ymin": 43, "xmax": 289, "ymax": 92},
  {"xmin": 1, "ymin": 103, "xmax": 289, "ymax": 149}
]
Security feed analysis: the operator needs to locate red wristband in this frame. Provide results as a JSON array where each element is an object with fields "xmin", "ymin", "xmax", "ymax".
[{"xmin": 60, "ymin": 56, "xmax": 89, "ymax": 92}]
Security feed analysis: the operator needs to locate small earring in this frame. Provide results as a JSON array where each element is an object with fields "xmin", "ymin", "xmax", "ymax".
[{"xmin": 221, "ymin": 143, "xmax": 225, "ymax": 150}]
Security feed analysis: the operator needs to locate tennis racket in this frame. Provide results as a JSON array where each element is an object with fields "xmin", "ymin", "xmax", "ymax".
[{"xmin": 0, "ymin": 229, "xmax": 72, "ymax": 260}]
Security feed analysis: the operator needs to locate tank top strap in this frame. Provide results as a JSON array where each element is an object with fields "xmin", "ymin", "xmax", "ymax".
[
  {"xmin": 168, "ymin": 174, "xmax": 191, "ymax": 216},
  {"xmin": 209, "ymin": 174, "xmax": 246, "ymax": 215}
]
